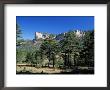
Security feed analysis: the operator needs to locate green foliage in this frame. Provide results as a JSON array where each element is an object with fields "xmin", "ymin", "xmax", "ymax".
[
  {"xmin": 26, "ymin": 52, "xmax": 34, "ymax": 64},
  {"xmin": 16, "ymin": 23, "xmax": 22, "ymax": 39},
  {"xmin": 40, "ymin": 38, "xmax": 60, "ymax": 67},
  {"xmin": 16, "ymin": 48, "xmax": 27, "ymax": 63},
  {"xmin": 16, "ymin": 28, "xmax": 94, "ymax": 69},
  {"xmin": 16, "ymin": 23, "xmax": 23, "ymax": 46},
  {"xmin": 34, "ymin": 50, "xmax": 43, "ymax": 65},
  {"xmin": 59, "ymin": 31, "xmax": 81, "ymax": 67},
  {"xmin": 78, "ymin": 31, "xmax": 94, "ymax": 67},
  {"xmin": 49, "ymin": 34, "xmax": 55, "ymax": 39}
]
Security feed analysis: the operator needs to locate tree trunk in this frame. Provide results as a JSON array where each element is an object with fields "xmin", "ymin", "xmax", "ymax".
[
  {"xmin": 67, "ymin": 52, "xmax": 70, "ymax": 68},
  {"xmin": 48, "ymin": 48, "xmax": 51, "ymax": 68},
  {"xmin": 53, "ymin": 58, "xmax": 55, "ymax": 68},
  {"xmin": 64, "ymin": 53, "xmax": 67, "ymax": 67}
]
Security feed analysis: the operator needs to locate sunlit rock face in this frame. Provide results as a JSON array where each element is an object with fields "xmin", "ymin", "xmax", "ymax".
[
  {"xmin": 75, "ymin": 30, "xmax": 85, "ymax": 37},
  {"xmin": 35, "ymin": 32, "xmax": 43, "ymax": 40},
  {"xmin": 35, "ymin": 32, "xmax": 49, "ymax": 40},
  {"xmin": 35, "ymin": 30, "xmax": 85, "ymax": 41}
]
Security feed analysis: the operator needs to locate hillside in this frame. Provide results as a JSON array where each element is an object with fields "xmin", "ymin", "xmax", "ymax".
[{"xmin": 16, "ymin": 30, "xmax": 94, "ymax": 74}]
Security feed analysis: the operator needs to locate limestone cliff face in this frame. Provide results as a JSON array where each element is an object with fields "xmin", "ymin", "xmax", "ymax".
[
  {"xmin": 35, "ymin": 32, "xmax": 49, "ymax": 40},
  {"xmin": 35, "ymin": 30, "xmax": 85, "ymax": 41},
  {"xmin": 35, "ymin": 32, "xmax": 43, "ymax": 39},
  {"xmin": 75, "ymin": 30, "xmax": 85, "ymax": 37}
]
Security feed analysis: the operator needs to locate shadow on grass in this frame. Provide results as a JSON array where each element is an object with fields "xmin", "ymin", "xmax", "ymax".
[{"xmin": 60, "ymin": 69, "xmax": 94, "ymax": 74}]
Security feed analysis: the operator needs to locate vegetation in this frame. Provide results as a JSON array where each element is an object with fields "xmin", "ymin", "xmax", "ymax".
[{"xmin": 16, "ymin": 24, "xmax": 94, "ymax": 74}]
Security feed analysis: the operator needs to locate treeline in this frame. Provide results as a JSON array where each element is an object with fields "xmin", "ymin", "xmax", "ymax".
[{"xmin": 16, "ymin": 24, "xmax": 94, "ymax": 69}]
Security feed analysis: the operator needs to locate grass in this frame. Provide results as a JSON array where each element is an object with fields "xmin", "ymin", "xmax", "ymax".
[
  {"xmin": 16, "ymin": 66, "xmax": 65, "ymax": 74},
  {"xmin": 16, "ymin": 65, "xmax": 94, "ymax": 74}
]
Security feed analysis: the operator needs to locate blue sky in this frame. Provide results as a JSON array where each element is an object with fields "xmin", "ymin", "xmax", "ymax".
[{"xmin": 16, "ymin": 16, "xmax": 94, "ymax": 40}]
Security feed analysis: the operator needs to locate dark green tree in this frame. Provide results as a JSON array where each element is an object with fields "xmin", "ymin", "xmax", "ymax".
[
  {"xmin": 79, "ymin": 30, "xmax": 94, "ymax": 67},
  {"xmin": 16, "ymin": 24, "xmax": 22, "ymax": 38},
  {"xmin": 25, "ymin": 52, "xmax": 34, "ymax": 64},
  {"xmin": 59, "ymin": 30, "xmax": 82, "ymax": 68},
  {"xmin": 16, "ymin": 23, "xmax": 23, "ymax": 46},
  {"xmin": 40, "ymin": 38, "xmax": 59, "ymax": 68}
]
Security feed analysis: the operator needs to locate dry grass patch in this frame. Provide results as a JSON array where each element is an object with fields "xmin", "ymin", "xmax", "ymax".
[{"xmin": 16, "ymin": 66, "xmax": 65, "ymax": 74}]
